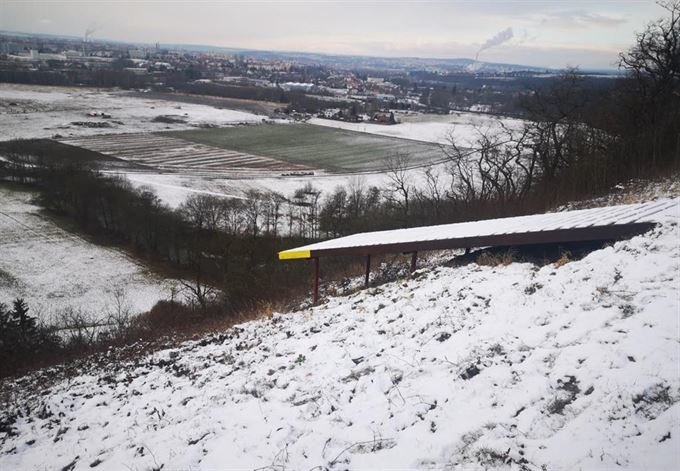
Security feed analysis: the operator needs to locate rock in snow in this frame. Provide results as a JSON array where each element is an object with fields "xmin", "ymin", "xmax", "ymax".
[{"xmin": 1, "ymin": 222, "xmax": 679, "ymax": 470}]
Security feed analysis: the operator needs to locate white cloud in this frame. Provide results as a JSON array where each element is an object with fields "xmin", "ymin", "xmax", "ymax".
[
  {"xmin": 0, "ymin": 0, "xmax": 664, "ymax": 69},
  {"xmin": 539, "ymin": 10, "xmax": 627, "ymax": 29}
]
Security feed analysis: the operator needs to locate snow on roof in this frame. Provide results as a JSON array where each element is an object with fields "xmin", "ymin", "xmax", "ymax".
[{"xmin": 279, "ymin": 198, "xmax": 679, "ymax": 260}]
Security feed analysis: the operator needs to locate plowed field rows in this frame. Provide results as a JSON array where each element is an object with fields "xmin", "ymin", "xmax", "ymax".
[{"xmin": 58, "ymin": 133, "xmax": 312, "ymax": 176}]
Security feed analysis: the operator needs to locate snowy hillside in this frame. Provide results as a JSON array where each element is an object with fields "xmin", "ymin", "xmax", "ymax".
[
  {"xmin": 1, "ymin": 220, "xmax": 679, "ymax": 469},
  {"xmin": 0, "ymin": 187, "xmax": 176, "ymax": 324}
]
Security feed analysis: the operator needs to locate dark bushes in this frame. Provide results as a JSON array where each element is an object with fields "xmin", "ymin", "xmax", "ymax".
[{"xmin": 0, "ymin": 299, "xmax": 60, "ymax": 376}]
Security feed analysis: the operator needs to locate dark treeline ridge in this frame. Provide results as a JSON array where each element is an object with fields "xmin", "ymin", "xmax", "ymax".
[
  {"xmin": 173, "ymin": 80, "xmax": 356, "ymax": 114},
  {"xmin": 0, "ymin": 66, "xmax": 150, "ymax": 89}
]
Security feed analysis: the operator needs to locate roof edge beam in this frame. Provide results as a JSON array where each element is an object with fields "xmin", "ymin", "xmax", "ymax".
[{"xmin": 296, "ymin": 222, "xmax": 655, "ymax": 259}]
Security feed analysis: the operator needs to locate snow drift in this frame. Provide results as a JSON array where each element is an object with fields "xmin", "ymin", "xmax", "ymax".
[{"xmin": 1, "ymin": 219, "xmax": 678, "ymax": 469}]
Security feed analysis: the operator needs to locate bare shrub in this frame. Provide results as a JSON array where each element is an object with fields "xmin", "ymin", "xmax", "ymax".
[
  {"xmin": 106, "ymin": 287, "xmax": 133, "ymax": 338},
  {"xmin": 55, "ymin": 307, "xmax": 99, "ymax": 348},
  {"xmin": 136, "ymin": 300, "xmax": 198, "ymax": 331}
]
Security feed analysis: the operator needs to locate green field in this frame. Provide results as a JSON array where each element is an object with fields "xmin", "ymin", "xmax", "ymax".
[{"xmin": 165, "ymin": 123, "xmax": 445, "ymax": 173}]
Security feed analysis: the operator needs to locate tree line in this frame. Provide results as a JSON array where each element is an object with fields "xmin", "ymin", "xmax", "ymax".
[
  {"xmin": 174, "ymin": 80, "xmax": 357, "ymax": 114},
  {"xmin": 0, "ymin": 67, "xmax": 151, "ymax": 89}
]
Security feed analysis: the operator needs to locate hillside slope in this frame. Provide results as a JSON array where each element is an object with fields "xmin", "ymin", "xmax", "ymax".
[
  {"xmin": 0, "ymin": 186, "xmax": 176, "ymax": 324},
  {"xmin": 1, "ymin": 219, "xmax": 679, "ymax": 469}
]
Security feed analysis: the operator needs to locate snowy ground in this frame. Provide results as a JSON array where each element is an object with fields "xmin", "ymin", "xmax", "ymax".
[
  {"xmin": 121, "ymin": 171, "xmax": 392, "ymax": 207},
  {"xmin": 561, "ymin": 176, "xmax": 680, "ymax": 210},
  {"xmin": 309, "ymin": 111, "xmax": 524, "ymax": 145},
  {"xmin": 120, "ymin": 164, "xmax": 453, "ymax": 208},
  {"xmin": 1, "ymin": 209, "xmax": 678, "ymax": 469},
  {"xmin": 0, "ymin": 83, "xmax": 267, "ymax": 141},
  {"xmin": 0, "ymin": 186, "xmax": 176, "ymax": 325}
]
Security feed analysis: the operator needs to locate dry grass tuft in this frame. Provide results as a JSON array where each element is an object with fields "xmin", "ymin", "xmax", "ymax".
[
  {"xmin": 554, "ymin": 252, "xmax": 571, "ymax": 268},
  {"xmin": 476, "ymin": 250, "xmax": 514, "ymax": 267}
]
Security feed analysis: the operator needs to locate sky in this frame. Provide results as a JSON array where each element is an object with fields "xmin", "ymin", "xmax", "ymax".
[{"xmin": 0, "ymin": 0, "xmax": 665, "ymax": 69}]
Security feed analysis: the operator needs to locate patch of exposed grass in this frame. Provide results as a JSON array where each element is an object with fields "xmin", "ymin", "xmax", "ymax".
[
  {"xmin": 165, "ymin": 123, "xmax": 445, "ymax": 173},
  {"xmin": 0, "ymin": 268, "xmax": 20, "ymax": 289},
  {"xmin": 0, "ymin": 139, "xmax": 116, "ymax": 165}
]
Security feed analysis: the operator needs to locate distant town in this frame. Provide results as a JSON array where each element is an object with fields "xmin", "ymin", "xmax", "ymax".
[{"xmin": 0, "ymin": 30, "xmax": 617, "ymax": 122}]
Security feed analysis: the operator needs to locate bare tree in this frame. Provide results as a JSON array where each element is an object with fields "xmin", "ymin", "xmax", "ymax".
[
  {"xmin": 243, "ymin": 189, "xmax": 263, "ymax": 237},
  {"xmin": 347, "ymin": 176, "xmax": 367, "ymax": 220},
  {"xmin": 269, "ymin": 192, "xmax": 286, "ymax": 238},
  {"xmin": 619, "ymin": 0, "xmax": 680, "ymax": 166},
  {"xmin": 384, "ymin": 153, "xmax": 414, "ymax": 226},
  {"xmin": 519, "ymin": 69, "xmax": 588, "ymax": 184},
  {"xmin": 222, "ymin": 198, "xmax": 245, "ymax": 235},
  {"xmin": 180, "ymin": 274, "xmax": 217, "ymax": 312},
  {"xmin": 418, "ymin": 166, "xmax": 446, "ymax": 219},
  {"xmin": 319, "ymin": 185, "xmax": 348, "ymax": 237},
  {"xmin": 107, "ymin": 286, "xmax": 133, "ymax": 338},
  {"xmin": 285, "ymin": 197, "xmax": 296, "ymax": 238},
  {"xmin": 179, "ymin": 194, "xmax": 227, "ymax": 231},
  {"xmin": 291, "ymin": 183, "xmax": 322, "ymax": 238},
  {"xmin": 619, "ymin": 1, "xmax": 679, "ymax": 92},
  {"xmin": 441, "ymin": 121, "xmax": 540, "ymax": 206}
]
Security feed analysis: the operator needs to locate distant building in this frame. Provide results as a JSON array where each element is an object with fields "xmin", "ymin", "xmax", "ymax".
[
  {"xmin": 128, "ymin": 48, "xmax": 147, "ymax": 59},
  {"xmin": 1, "ymin": 42, "xmax": 22, "ymax": 54},
  {"xmin": 371, "ymin": 111, "xmax": 397, "ymax": 125},
  {"xmin": 281, "ymin": 82, "xmax": 315, "ymax": 92},
  {"xmin": 153, "ymin": 61, "xmax": 174, "ymax": 71},
  {"xmin": 124, "ymin": 67, "xmax": 149, "ymax": 76}
]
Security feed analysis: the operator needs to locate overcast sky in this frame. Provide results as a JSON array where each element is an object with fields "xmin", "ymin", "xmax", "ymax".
[{"xmin": 0, "ymin": 1, "xmax": 664, "ymax": 69}]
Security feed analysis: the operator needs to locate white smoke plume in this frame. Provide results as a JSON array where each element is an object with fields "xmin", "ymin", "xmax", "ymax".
[
  {"xmin": 475, "ymin": 27, "xmax": 514, "ymax": 60},
  {"xmin": 84, "ymin": 24, "xmax": 98, "ymax": 42}
]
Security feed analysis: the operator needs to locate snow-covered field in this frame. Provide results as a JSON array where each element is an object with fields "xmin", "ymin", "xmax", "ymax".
[
  {"xmin": 0, "ymin": 186, "xmax": 175, "ymax": 325},
  {"xmin": 121, "ymin": 171, "xmax": 395, "ymax": 207},
  {"xmin": 309, "ymin": 111, "xmax": 524, "ymax": 145},
  {"xmin": 1, "ymin": 212, "xmax": 678, "ymax": 469},
  {"xmin": 121, "ymin": 164, "xmax": 454, "ymax": 208},
  {"xmin": 0, "ymin": 83, "xmax": 266, "ymax": 141}
]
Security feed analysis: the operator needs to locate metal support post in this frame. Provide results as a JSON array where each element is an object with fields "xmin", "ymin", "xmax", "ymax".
[
  {"xmin": 313, "ymin": 257, "xmax": 320, "ymax": 305},
  {"xmin": 364, "ymin": 254, "xmax": 371, "ymax": 287}
]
